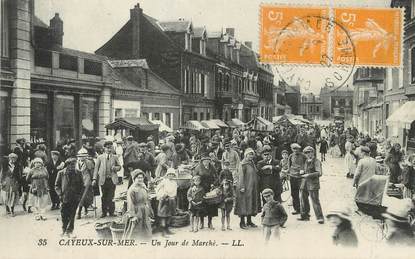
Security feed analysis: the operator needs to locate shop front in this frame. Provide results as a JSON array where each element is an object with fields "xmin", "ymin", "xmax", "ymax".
[
  {"xmin": 386, "ymin": 101, "xmax": 415, "ymax": 154},
  {"xmin": 30, "ymin": 88, "xmax": 99, "ymax": 149}
]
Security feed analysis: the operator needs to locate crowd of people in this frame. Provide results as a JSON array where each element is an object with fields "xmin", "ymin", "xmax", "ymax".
[{"xmin": 0, "ymin": 121, "xmax": 414, "ymax": 246}]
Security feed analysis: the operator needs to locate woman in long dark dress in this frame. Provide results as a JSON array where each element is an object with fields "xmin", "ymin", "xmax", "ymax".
[
  {"xmin": 193, "ymin": 154, "xmax": 218, "ymax": 230},
  {"xmin": 385, "ymin": 143, "xmax": 404, "ymax": 184}
]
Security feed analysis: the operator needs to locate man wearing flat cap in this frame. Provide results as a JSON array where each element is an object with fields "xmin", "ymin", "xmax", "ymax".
[
  {"xmin": 298, "ymin": 146, "xmax": 324, "ymax": 223},
  {"xmin": 92, "ymin": 141, "xmax": 121, "ymax": 218},
  {"xmin": 353, "ymin": 146, "xmax": 376, "ymax": 188},
  {"xmin": 288, "ymin": 143, "xmax": 307, "ymax": 215},
  {"xmin": 257, "ymin": 145, "xmax": 282, "ymax": 203}
]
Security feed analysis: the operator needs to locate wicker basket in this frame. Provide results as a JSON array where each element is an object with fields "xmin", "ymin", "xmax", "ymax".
[
  {"xmin": 110, "ymin": 222, "xmax": 125, "ymax": 242},
  {"xmin": 95, "ymin": 222, "xmax": 112, "ymax": 240},
  {"xmin": 171, "ymin": 211, "xmax": 190, "ymax": 228},
  {"xmin": 204, "ymin": 195, "xmax": 222, "ymax": 205}
]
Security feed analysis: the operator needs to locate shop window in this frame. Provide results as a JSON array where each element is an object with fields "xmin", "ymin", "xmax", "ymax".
[
  {"xmin": 193, "ymin": 112, "xmax": 198, "ymax": 120},
  {"xmin": 59, "ymin": 54, "xmax": 78, "ymax": 71},
  {"xmin": 411, "ymin": 48, "xmax": 415, "ymax": 84},
  {"xmin": 165, "ymin": 113, "xmax": 171, "ymax": 127},
  {"xmin": 31, "ymin": 93, "xmax": 49, "ymax": 145},
  {"xmin": 35, "ymin": 49, "xmax": 52, "ymax": 68},
  {"xmin": 56, "ymin": 94, "xmax": 75, "ymax": 143},
  {"xmin": 115, "ymin": 108, "xmax": 123, "ymax": 118},
  {"xmin": 84, "ymin": 59, "xmax": 102, "ymax": 76},
  {"xmin": 1, "ymin": 0, "xmax": 8, "ymax": 58},
  {"xmin": 206, "ymin": 112, "xmax": 210, "ymax": 120},
  {"xmin": 200, "ymin": 112, "xmax": 204, "ymax": 121},
  {"xmin": 154, "ymin": 112, "xmax": 160, "ymax": 121},
  {"xmin": 0, "ymin": 90, "xmax": 9, "ymax": 154},
  {"xmin": 142, "ymin": 112, "xmax": 149, "ymax": 119},
  {"xmin": 81, "ymin": 96, "xmax": 98, "ymax": 139},
  {"xmin": 201, "ymin": 74, "xmax": 205, "ymax": 96}
]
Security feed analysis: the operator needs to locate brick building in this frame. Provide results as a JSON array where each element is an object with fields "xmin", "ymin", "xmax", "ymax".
[
  {"xmin": 96, "ymin": 4, "xmax": 216, "ymax": 125},
  {"xmin": 285, "ymin": 84, "xmax": 301, "ymax": 115},
  {"xmin": 299, "ymin": 93, "xmax": 323, "ymax": 121},
  {"xmin": 320, "ymin": 85, "xmax": 354, "ymax": 121},
  {"xmin": 352, "ymin": 68, "xmax": 385, "ymax": 135}
]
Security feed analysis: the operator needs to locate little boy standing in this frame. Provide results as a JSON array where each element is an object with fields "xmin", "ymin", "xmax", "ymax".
[{"xmin": 261, "ymin": 188, "xmax": 288, "ymax": 243}]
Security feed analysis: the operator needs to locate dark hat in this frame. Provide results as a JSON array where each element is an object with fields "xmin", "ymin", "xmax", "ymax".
[
  {"xmin": 103, "ymin": 141, "xmax": 113, "ymax": 148},
  {"xmin": 361, "ymin": 146, "xmax": 370, "ymax": 153},
  {"xmin": 211, "ymin": 140, "xmax": 220, "ymax": 147},
  {"xmin": 16, "ymin": 138, "xmax": 26, "ymax": 144},
  {"xmin": 161, "ymin": 144, "xmax": 170, "ymax": 152},
  {"xmin": 200, "ymin": 153, "xmax": 211, "ymax": 161},
  {"xmin": 68, "ymin": 139, "xmax": 76, "ymax": 144},
  {"xmin": 175, "ymin": 143, "xmax": 185, "ymax": 152},
  {"xmin": 262, "ymin": 145, "xmax": 272, "ymax": 154}
]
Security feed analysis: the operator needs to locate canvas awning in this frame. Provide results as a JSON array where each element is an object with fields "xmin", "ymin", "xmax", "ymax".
[
  {"xmin": 182, "ymin": 120, "xmax": 207, "ymax": 131},
  {"xmin": 227, "ymin": 118, "xmax": 245, "ymax": 128},
  {"xmin": 105, "ymin": 117, "xmax": 159, "ymax": 131},
  {"xmin": 386, "ymin": 101, "xmax": 415, "ymax": 129},
  {"xmin": 150, "ymin": 120, "xmax": 173, "ymax": 133},
  {"xmin": 201, "ymin": 120, "xmax": 220, "ymax": 130},
  {"xmin": 251, "ymin": 116, "xmax": 273, "ymax": 131},
  {"xmin": 210, "ymin": 119, "xmax": 228, "ymax": 128}
]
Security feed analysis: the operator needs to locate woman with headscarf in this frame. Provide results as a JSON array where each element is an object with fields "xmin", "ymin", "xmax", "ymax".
[
  {"xmin": 123, "ymin": 169, "xmax": 152, "ymax": 240},
  {"xmin": 193, "ymin": 154, "xmax": 219, "ymax": 230},
  {"xmin": 0, "ymin": 153, "xmax": 21, "ymax": 217},
  {"xmin": 27, "ymin": 157, "xmax": 50, "ymax": 220},
  {"xmin": 385, "ymin": 143, "xmax": 404, "ymax": 184},
  {"xmin": 234, "ymin": 148, "xmax": 259, "ymax": 229}
]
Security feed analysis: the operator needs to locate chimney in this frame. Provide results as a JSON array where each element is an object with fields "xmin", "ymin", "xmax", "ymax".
[
  {"xmin": 225, "ymin": 28, "xmax": 235, "ymax": 37},
  {"xmin": 244, "ymin": 41, "xmax": 252, "ymax": 49},
  {"xmin": 50, "ymin": 13, "xmax": 63, "ymax": 46},
  {"xmin": 130, "ymin": 3, "xmax": 143, "ymax": 59}
]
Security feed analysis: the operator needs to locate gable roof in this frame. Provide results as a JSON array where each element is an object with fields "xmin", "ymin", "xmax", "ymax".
[
  {"xmin": 193, "ymin": 27, "xmax": 206, "ymax": 38},
  {"xmin": 159, "ymin": 20, "xmax": 191, "ymax": 33},
  {"xmin": 285, "ymin": 85, "xmax": 300, "ymax": 94},
  {"xmin": 34, "ymin": 15, "xmax": 48, "ymax": 28}
]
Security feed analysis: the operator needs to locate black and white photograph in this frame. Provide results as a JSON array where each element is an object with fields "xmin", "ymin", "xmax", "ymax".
[{"xmin": 0, "ymin": 0, "xmax": 414, "ymax": 258}]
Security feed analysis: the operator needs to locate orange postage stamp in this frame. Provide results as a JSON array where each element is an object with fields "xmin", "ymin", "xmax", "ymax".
[
  {"xmin": 260, "ymin": 5, "xmax": 329, "ymax": 64},
  {"xmin": 260, "ymin": 5, "xmax": 403, "ymax": 67},
  {"xmin": 333, "ymin": 7, "xmax": 402, "ymax": 66}
]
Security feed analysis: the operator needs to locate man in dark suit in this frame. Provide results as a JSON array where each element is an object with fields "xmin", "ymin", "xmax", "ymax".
[
  {"xmin": 92, "ymin": 141, "xmax": 121, "ymax": 218},
  {"xmin": 46, "ymin": 150, "xmax": 65, "ymax": 210},
  {"xmin": 257, "ymin": 145, "xmax": 282, "ymax": 203}
]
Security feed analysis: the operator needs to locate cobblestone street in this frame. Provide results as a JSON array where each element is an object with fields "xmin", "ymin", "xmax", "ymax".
[{"xmin": 1, "ymin": 156, "xmax": 412, "ymax": 259}]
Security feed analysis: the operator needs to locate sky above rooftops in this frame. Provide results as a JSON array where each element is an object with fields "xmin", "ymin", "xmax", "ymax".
[{"xmin": 36, "ymin": 0, "xmax": 390, "ymax": 94}]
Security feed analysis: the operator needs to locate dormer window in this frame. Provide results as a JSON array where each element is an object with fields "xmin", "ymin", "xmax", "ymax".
[
  {"xmin": 185, "ymin": 32, "xmax": 192, "ymax": 51},
  {"xmin": 200, "ymin": 38, "xmax": 206, "ymax": 56}
]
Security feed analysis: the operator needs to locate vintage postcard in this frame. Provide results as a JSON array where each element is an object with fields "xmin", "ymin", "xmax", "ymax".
[{"xmin": 0, "ymin": 1, "xmax": 414, "ymax": 259}]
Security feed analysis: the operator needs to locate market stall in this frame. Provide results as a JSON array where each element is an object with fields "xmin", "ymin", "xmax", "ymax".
[
  {"xmin": 105, "ymin": 117, "xmax": 159, "ymax": 143},
  {"xmin": 247, "ymin": 116, "xmax": 274, "ymax": 132},
  {"xmin": 227, "ymin": 118, "xmax": 245, "ymax": 128}
]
